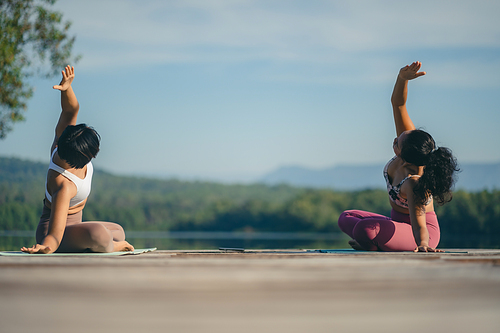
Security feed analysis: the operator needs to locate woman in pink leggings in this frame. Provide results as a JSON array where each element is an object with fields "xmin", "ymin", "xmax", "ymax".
[
  {"xmin": 21, "ymin": 66, "xmax": 134, "ymax": 254},
  {"xmin": 338, "ymin": 62, "xmax": 458, "ymax": 252}
]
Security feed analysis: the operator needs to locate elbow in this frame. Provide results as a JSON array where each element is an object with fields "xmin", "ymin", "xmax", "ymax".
[
  {"xmin": 71, "ymin": 102, "xmax": 80, "ymax": 114},
  {"xmin": 391, "ymin": 96, "xmax": 403, "ymax": 108},
  {"xmin": 391, "ymin": 98, "xmax": 399, "ymax": 109}
]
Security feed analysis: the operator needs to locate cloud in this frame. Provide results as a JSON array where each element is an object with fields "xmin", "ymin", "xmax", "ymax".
[
  {"xmin": 55, "ymin": 0, "xmax": 500, "ymax": 87},
  {"xmin": 59, "ymin": 1, "xmax": 499, "ymax": 51}
]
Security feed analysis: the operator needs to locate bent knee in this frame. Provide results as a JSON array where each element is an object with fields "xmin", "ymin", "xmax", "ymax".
[
  {"xmin": 339, "ymin": 210, "xmax": 359, "ymax": 219},
  {"xmin": 352, "ymin": 219, "xmax": 381, "ymax": 237},
  {"xmin": 338, "ymin": 210, "xmax": 364, "ymax": 232},
  {"xmin": 85, "ymin": 224, "xmax": 114, "ymax": 252}
]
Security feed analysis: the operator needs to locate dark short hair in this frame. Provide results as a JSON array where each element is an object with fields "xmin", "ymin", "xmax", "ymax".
[{"xmin": 57, "ymin": 124, "xmax": 100, "ymax": 169}]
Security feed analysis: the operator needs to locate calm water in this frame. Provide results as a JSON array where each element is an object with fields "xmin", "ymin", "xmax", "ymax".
[
  {"xmin": 1, "ymin": 230, "xmax": 497, "ymax": 251},
  {"xmin": 0, "ymin": 231, "xmax": 349, "ymax": 251}
]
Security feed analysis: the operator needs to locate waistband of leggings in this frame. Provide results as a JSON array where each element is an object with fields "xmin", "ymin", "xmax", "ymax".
[{"xmin": 391, "ymin": 209, "xmax": 437, "ymax": 224}]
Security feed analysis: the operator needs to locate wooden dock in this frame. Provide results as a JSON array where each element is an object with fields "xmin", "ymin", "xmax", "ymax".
[{"xmin": 1, "ymin": 249, "xmax": 500, "ymax": 333}]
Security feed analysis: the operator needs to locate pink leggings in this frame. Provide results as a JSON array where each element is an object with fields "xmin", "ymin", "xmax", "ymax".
[{"xmin": 337, "ymin": 209, "xmax": 440, "ymax": 251}]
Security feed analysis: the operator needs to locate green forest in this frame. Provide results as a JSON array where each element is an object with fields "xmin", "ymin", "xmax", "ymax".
[{"xmin": 1, "ymin": 157, "xmax": 499, "ymax": 249}]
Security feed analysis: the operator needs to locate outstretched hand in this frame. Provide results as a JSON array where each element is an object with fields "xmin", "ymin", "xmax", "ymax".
[
  {"xmin": 399, "ymin": 61, "xmax": 426, "ymax": 81},
  {"xmin": 21, "ymin": 244, "xmax": 52, "ymax": 254},
  {"xmin": 53, "ymin": 65, "xmax": 75, "ymax": 91},
  {"xmin": 414, "ymin": 245, "xmax": 444, "ymax": 253}
]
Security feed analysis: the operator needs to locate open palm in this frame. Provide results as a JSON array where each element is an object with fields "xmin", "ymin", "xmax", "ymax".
[
  {"xmin": 53, "ymin": 65, "xmax": 75, "ymax": 91},
  {"xmin": 399, "ymin": 61, "xmax": 426, "ymax": 81}
]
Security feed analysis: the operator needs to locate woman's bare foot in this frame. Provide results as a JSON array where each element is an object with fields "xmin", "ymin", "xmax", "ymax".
[
  {"xmin": 348, "ymin": 239, "xmax": 364, "ymax": 251},
  {"xmin": 113, "ymin": 241, "xmax": 134, "ymax": 252}
]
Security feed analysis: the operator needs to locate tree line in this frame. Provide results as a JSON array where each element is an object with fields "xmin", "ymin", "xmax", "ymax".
[{"xmin": 1, "ymin": 157, "xmax": 499, "ymax": 248}]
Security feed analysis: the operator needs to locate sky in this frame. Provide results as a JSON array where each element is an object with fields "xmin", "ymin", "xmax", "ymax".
[{"xmin": 1, "ymin": 0, "xmax": 499, "ymax": 183}]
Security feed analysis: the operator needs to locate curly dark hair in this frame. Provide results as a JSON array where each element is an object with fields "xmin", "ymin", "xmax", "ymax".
[
  {"xmin": 400, "ymin": 129, "xmax": 459, "ymax": 205},
  {"xmin": 57, "ymin": 124, "xmax": 100, "ymax": 169}
]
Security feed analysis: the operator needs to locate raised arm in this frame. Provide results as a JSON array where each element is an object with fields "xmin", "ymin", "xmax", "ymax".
[
  {"xmin": 51, "ymin": 66, "xmax": 79, "ymax": 153},
  {"xmin": 391, "ymin": 62, "xmax": 426, "ymax": 136}
]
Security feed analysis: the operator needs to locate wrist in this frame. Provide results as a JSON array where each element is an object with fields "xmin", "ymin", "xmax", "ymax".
[{"xmin": 397, "ymin": 73, "xmax": 408, "ymax": 82}]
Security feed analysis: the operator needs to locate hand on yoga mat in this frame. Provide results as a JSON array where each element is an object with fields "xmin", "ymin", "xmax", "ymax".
[
  {"xmin": 21, "ymin": 244, "xmax": 52, "ymax": 254},
  {"xmin": 414, "ymin": 245, "xmax": 444, "ymax": 253}
]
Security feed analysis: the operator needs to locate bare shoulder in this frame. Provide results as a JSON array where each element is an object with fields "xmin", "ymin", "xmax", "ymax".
[
  {"xmin": 47, "ymin": 171, "xmax": 78, "ymax": 197},
  {"xmin": 387, "ymin": 156, "xmax": 404, "ymax": 176},
  {"xmin": 400, "ymin": 175, "xmax": 419, "ymax": 196}
]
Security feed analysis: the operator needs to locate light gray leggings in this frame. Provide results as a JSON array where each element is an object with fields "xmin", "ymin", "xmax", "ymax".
[{"xmin": 36, "ymin": 201, "xmax": 126, "ymax": 253}]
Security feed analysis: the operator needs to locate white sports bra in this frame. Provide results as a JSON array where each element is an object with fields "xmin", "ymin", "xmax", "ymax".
[{"xmin": 45, "ymin": 148, "xmax": 93, "ymax": 207}]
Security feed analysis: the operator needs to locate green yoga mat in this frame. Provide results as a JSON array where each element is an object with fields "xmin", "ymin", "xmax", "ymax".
[{"xmin": 0, "ymin": 247, "xmax": 157, "ymax": 256}]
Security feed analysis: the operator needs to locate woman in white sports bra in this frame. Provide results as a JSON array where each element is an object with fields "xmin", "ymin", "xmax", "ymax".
[
  {"xmin": 338, "ymin": 62, "xmax": 459, "ymax": 252},
  {"xmin": 21, "ymin": 66, "xmax": 134, "ymax": 254}
]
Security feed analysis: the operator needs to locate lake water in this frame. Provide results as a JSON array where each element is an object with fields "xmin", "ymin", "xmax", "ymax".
[
  {"xmin": 0, "ymin": 230, "xmax": 349, "ymax": 251},
  {"xmin": 1, "ymin": 230, "xmax": 497, "ymax": 251}
]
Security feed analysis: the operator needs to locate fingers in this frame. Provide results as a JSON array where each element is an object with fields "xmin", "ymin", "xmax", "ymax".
[
  {"xmin": 21, "ymin": 246, "xmax": 34, "ymax": 253},
  {"xmin": 408, "ymin": 62, "xmax": 422, "ymax": 72},
  {"xmin": 62, "ymin": 67, "xmax": 69, "ymax": 80},
  {"xmin": 65, "ymin": 66, "xmax": 74, "ymax": 78},
  {"xmin": 62, "ymin": 69, "xmax": 67, "ymax": 80},
  {"xmin": 399, "ymin": 61, "xmax": 425, "ymax": 81},
  {"xmin": 408, "ymin": 61, "xmax": 422, "ymax": 72},
  {"xmin": 21, "ymin": 244, "xmax": 51, "ymax": 254},
  {"xmin": 63, "ymin": 65, "xmax": 74, "ymax": 76},
  {"xmin": 414, "ymin": 246, "xmax": 427, "ymax": 252},
  {"xmin": 66, "ymin": 65, "xmax": 74, "ymax": 76},
  {"xmin": 410, "ymin": 61, "xmax": 421, "ymax": 69},
  {"xmin": 53, "ymin": 65, "xmax": 74, "ymax": 90},
  {"xmin": 427, "ymin": 247, "xmax": 443, "ymax": 253},
  {"xmin": 60, "ymin": 65, "xmax": 74, "ymax": 80},
  {"xmin": 414, "ymin": 246, "xmax": 442, "ymax": 253}
]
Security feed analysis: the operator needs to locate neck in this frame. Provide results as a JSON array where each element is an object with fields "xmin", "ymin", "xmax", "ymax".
[
  {"xmin": 403, "ymin": 162, "xmax": 424, "ymax": 175},
  {"xmin": 54, "ymin": 151, "xmax": 74, "ymax": 170}
]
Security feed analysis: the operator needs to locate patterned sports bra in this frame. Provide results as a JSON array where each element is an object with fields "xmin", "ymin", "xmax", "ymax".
[{"xmin": 383, "ymin": 156, "xmax": 431, "ymax": 209}]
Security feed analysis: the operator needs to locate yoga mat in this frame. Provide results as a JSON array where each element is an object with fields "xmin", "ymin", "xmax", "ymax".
[
  {"xmin": 0, "ymin": 247, "xmax": 157, "ymax": 256},
  {"xmin": 309, "ymin": 249, "xmax": 366, "ymax": 253},
  {"xmin": 309, "ymin": 249, "xmax": 469, "ymax": 254}
]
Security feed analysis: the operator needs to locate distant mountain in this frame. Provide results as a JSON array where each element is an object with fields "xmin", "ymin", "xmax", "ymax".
[
  {"xmin": 1, "ymin": 156, "xmax": 498, "ymax": 192},
  {"xmin": 454, "ymin": 163, "xmax": 500, "ymax": 191},
  {"xmin": 260, "ymin": 162, "xmax": 500, "ymax": 192},
  {"xmin": 260, "ymin": 164, "xmax": 385, "ymax": 190}
]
